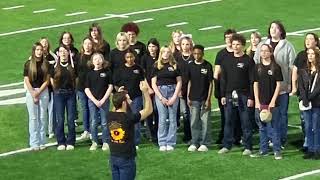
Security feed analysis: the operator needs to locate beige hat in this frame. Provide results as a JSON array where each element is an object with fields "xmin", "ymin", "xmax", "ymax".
[{"xmin": 260, "ymin": 109, "xmax": 272, "ymax": 122}]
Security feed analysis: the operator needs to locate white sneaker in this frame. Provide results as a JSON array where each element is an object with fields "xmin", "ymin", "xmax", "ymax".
[
  {"xmin": 135, "ymin": 146, "xmax": 139, "ymax": 150},
  {"xmin": 187, "ymin": 145, "xmax": 197, "ymax": 152},
  {"xmin": 218, "ymin": 147, "xmax": 229, "ymax": 154},
  {"xmin": 102, "ymin": 143, "xmax": 110, "ymax": 151},
  {"xmin": 57, "ymin": 145, "xmax": 66, "ymax": 151},
  {"xmin": 242, "ymin": 149, "xmax": 252, "ymax": 156},
  {"xmin": 159, "ymin": 146, "xmax": 166, "ymax": 152},
  {"xmin": 90, "ymin": 142, "xmax": 98, "ymax": 151},
  {"xmin": 31, "ymin": 147, "xmax": 40, "ymax": 151},
  {"xmin": 198, "ymin": 145, "xmax": 208, "ymax": 152},
  {"xmin": 66, "ymin": 145, "xmax": 74, "ymax": 151},
  {"xmin": 80, "ymin": 131, "xmax": 90, "ymax": 139},
  {"xmin": 40, "ymin": 145, "xmax": 46, "ymax": 150},
  {"xmin": 166, "ymin": 145, "xmax": 174, "ymax": 151},
  {"xmin": 49, "ymin": 133, "xmax": 54, "ymax": 139}
]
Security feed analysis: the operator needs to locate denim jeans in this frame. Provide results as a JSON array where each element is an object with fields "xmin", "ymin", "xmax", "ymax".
[
  {"xmin": 155, "ymin": 85, "xmax": 179, "ymax": 147},
  {"xmin": 48, "ymin": 91, "xmax": 55, "ymax": 135},
  {"xmin": 223, "ymin": 93, "xmax": 252, "ymax": 150},
  {"xmin": 180, "ymin": 97, "xmax": 191, "ymax": 142},
  {"xmin": 255, "ymin": 107, "xmax": 281, "ymax": 153},
  {"xmin": 146, "ymin": 95, "xmax": 158, "ymax": 142},
  {"xmin": 303, "ymin": 108, "xmax": 320, "ymax": 153},
  {"xmin": 130, "ymin": 96, "xmax": 143, "ymax": 145},
  {"xmin": 190, "ymin": 101, "xmax": 211, "ymax": 145},
  {"xmin": 110, "ymin": 156, "xmax": 136, "ymax": 180},
  {"xmin": 54, "ymin": 89, "xmax": 76, "ymax": 146},
  {"xmin": 89, "ymin": 99, "xmax": 110, "ymax": 144},
  {"xmin": 278, "ymin": 93, "xmax": 289, "ymax": 145},
  {"xmin": 77, "ymin": 90, "xmax": 90, "ymax": 132},
  {"xmin": 26, "ymin": 88, "xmax": 49, "ymax": 148}
]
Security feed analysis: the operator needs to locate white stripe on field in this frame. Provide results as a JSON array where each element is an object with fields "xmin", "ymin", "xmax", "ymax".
[
  {"xmin": 0, "ymin": 88, "xmax": 25, "ymax": 98},
  {"xmin": 133, "ymin": 18, "xmax": 154, "ymax": 23},
  {"xmin": 199, "ymin": 25, "xmax": 222, "ymax": 31},
  {"xmin": 287, "ymin": 32, "xmax": 304, "ymax": 36},
  {"xmin": 0, "ymin": 81, "xmax": 23, "ymax": 88},
  {"xmin": 166, "ymin": 22, "xmax": 188, "ymax": 27},
  {"xmin": 237, "ymin": 29, "xmax": 258, "ymax": 34},
  {"xmin": 279, "ymin": 170, "xmax": 320, "ymax": 180},
  {"xmin": 0, "ymin": 0, "xmax": 221, "ymax": 37},
  {"xmin": 288, "ymin": 124, "xmax": 302, "ymax": 129},
  {"xmin": 104, "ymin": 14, "xmax": 129, "ymax": 18},
  {"xmin": 2, "ymin": 5, "xmax": 24, "ymax": 10},
  {"xmin": 33, "ymin": 8, "xmax": 56, "ymax": 14},
  {"xmin": 65, "ymin": 11, "xmax": 87, "ymax": 16},
  {"xmin": 0, "ymin": 97, "xmax": 25, "ymax": 106}
]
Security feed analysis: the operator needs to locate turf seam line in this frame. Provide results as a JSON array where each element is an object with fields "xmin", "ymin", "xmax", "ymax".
[
  {"xmin": 65, "ymin": 11, "xmax": 88, "ymax": 17},
  {"xmin": 2, "ymin": 5, "xmax": 25, "ymax": 10},
  {"xmin": 198, "ymin": 25, "xmax": 222, "ymax": 31},
  {"xmin": 166, "ymin": 22, "xmax": 188, "ymax": 27},
  {"xmin": 33, "ymin": 8, "xmax": 56, "ymax": 14},
  {"xmin": 133, "ymin": 18, "xmax": 154, "ymax": 23}
]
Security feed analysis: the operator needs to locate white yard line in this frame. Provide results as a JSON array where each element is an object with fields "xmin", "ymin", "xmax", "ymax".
[
  {"xmin": 166, "ymin": 22, "xmax": 188, "ymax": 27},
  {"xmin": 0, "ymin": 81, "xmax": 23, "ymax": 88},
  {"xmin": 237, "ymin": 28, "xmax": 258, "ymax": 34},
  {"xmin": 0, "ymin": 97, "xmax": 25, "ymax": 106},
  {"xmin": 199, "ymin": 25, "xmax": 222, "ymax": 31},
  {"xmin": 279, "ymin": 170, "xmax": 320, "ymax": 180},
  {"xmin": 65, "ymin": 11, "xmax": 87, "ymax": 17},
  {"xmin": 287, "ymin": 32, "xmax": 304, "ymax": 36},
  {"xmin": 0, "ymin": 88, "xmax": 25, "ymax": 98},
  {"xmin": 133, "ymin": 18, "xmax": 154, "ymax": 23},
  {"xmin": 2, "ymin": 5, "xmax": 25, "ymax": 10},
  {"xmin": 104, "ymin": 14, "xmax": 129, "ymax": 18},
  {"xmin": 33, "ymin": 8, "xmax": 56, "ymax": 14},
  {"xmin": 288, "ymin": 124, "xmax": 302, "ymax": 129},
  {"xmin": 0, "ymin": 0, "xmax": 221, "ymax": 37}
]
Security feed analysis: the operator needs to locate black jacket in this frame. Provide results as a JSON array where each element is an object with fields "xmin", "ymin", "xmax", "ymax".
[{"xmin": 298, "ymin": 69, "xmax": 320, "ymax": 107}]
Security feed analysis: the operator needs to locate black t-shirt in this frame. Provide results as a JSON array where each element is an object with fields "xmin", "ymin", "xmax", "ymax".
[
  {"xmin": 109, "ymin": 48, "xmax": 127, "ymax": 71},
  {"xmin": 220, "ymin": 54, "xmax": 255, "ymax": 98},
  {"xmin": 176, "ymin": 53, "xmax": 194, "ymax": 97},
  {"xmin": 270, "ymin": 41, "xmax": 279, "ymax": 50},
  {"xmin": 188, "ymin": 60, "xmax": 213, "ymax": 101},
  {"xmin": 85, "ymin": 68, "xmax": 112, "ymax": 100},
  {"xmin": 108, "ymin": 112, "xmax": 141, "ymax": 158},
  {"xmin": 76, "ymin": 54, "xmax": 92, "ymax": 91},
  {"xmin": 94, "ymin": 40, "xmax": 111, "ymax": 60},
  {"xmin": 113, "ymin": 64, "xmax": 144, "ymax": 99},
  {"xmin": 50, "ymin": 62, "xmax": 76, "ymax": 90},
  {"xmin": 152, "ymin": 63, "xmax": 181, "ymax": 86},
  {"xmin": 23, "ymin": 59, "xmax": 47, "ymax": 88},
  {"xmin": 294, "ymin": 50, "xmax": 307, "ymax": 70},
  {"xmin": 253, "ymin": 63, "xmax": 283, "ymax": 106},
  {"xmin": 130, "ymin": 41, "xmax": 146, "ymax": 65},
  {"xmin": 140, "ymin": 54, "xmax": 157, "ymax": 85}
]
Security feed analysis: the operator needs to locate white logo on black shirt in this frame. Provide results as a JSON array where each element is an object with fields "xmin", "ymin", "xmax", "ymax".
[
  {"xmin": 201, "ymin": 68, "xmax": 208, "ymax": 74},
  {"xmin": 135, "ymin": 49, "xmax": 140, "ymax": 54},
  {"xmin": 268, "ymin": 70, "xmax": 273, "ymax": 76},
  {"xmin": 133, "ymin": 69, "xmax": 140, "ymax": 74},
  {"xmin": 100, "ymin": 73, "xmax": 106, "ymax": 77},
  {"xmin": 168, "ymin": 67, "xmax": 174, "ymax": 71},
  {"xmin": 237, "ymin": 63, "xmax": 244, "ymax": 69}
]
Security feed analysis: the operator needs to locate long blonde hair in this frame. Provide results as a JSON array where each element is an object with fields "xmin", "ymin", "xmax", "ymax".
[
  {"xmin": 169, "ymin": 30, "xmax": 183, "ymax": 53},
  {"xmin": 246, "ymin": 31, "xmax": 262, "ymax": 57},
  {"xmin": 155, "ymin": 46, "xmax": 177, "ymax": 70},
  {"xmin": 28, "ymin": 42, "xmax": 49, "ymax": 82}
]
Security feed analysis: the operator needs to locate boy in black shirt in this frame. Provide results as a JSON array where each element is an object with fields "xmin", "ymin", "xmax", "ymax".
[
  {"xmin": 218, "ymin": 34, "xmax": 255, "ymax": 155},
  {"xmin": 187, "ymin": 45, "xmax": 213, "ymax": 152},
  {"xmin": 108, "ymin": 81, "xmax": 152, "ymax": 180}
]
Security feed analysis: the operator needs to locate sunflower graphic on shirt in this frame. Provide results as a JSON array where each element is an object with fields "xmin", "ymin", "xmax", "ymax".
[{"xmin": 109, "ymin": 122, "xmax": 126, "ymax": 143}]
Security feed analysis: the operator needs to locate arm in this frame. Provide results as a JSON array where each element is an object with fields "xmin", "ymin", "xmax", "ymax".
[
  {"xmin": 99, "ymin": 84, "xmax": 114, "ymax": 105},
  {"xmin": 187, "ymin": 80, "xmax": 192, "ymax": 107},
  {"xmin": 298, "ymin": 73, "xmax": 309, "ymax": 106},
  {"xmin": 205, "ymin": 80, "xmax": 213, "ymax": 110},
  {"xmin": 287, "ymin": 43, "xmax": 296, "ymax": 92},
  {"xmin": 139, "ymin": 81, "xmax": 153, "ymax": 121},
  {"xmin": 167, "ymin": 76, "xmax": 182, "ymax": 106},
  {"xmin": 84, "ymin": 88, "xmax": 99, "ymax": 106},
  {"xmin": 220, "ymin": 65, "xmax": 227, "ymax": 105},
  {"xmin": 268, "ymin": 81, "xmax": 281, "ymax": 110},
  {"xmin": 151, "ymin": 76, "xmax": 168, "ymax": 105},
  {"xmin": 290, "ymin": 66, "xmax": 298, "ymax": 96},
  {"xmin": 253, "ymin": 82, "xmax": 260, "ymax": 110}
]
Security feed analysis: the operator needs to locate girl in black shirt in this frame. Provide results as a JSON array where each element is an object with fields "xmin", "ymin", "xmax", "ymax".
[
  {"xmin": 109, "ymin": 32, "xmax": 130, "ymax": 71},
  {"xmin": 54, "ymin": 31, "xmax": 79, "ymax": 63},
  {"xmin": 24, "ymin": 42, "xmax": 50, "ymax": 151},
  {"xmin": 88, "ymin": 23, "xmax": 111, "ymax": 60}
]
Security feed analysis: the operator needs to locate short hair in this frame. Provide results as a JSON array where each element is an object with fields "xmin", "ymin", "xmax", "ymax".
[
  {"xmin": 146, "ymin": 38, "xmax": 160, "ymax": 57},
  {"xmin": 224, "ymin": 29, "xmax": 237, "ymax": 39},
  {"xmin": 112, "ymin": 92, "xmax": 127, "ymax": 110},
  {"xmin": 121, "ymin": 22, "xmax": 140, "ymax": 35},
  {"xmin": 193, "ymin": 44, "xmax": 205, "ymax": 53},
  {"xmin": 231, "ymin": 33, "xmax": 246, "ymax": 46},
  {"xmin": 267, "ymin": 20, "xmax": 286, "ymax": 39}
]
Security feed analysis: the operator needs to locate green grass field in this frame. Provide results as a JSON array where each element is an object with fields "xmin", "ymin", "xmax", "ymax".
[{"xmin": 1, "ymin": 0, "xmax": 320, "ymax": 179}]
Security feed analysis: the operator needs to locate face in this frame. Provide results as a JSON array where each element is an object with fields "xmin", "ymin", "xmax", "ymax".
[
  {"xmin": 307, "ymin": 49, "xmax": 316, "ymax": 63},
  {"xmin": 90, "ymin": 27, "xmax": 99, "ymax": 39},
  {"xmin": 83, "ymin": 39, "xmax": 93, "ymax": 53},
  {"xmin": 232, "ymin": 40, "xmax": 243, "ymax": 54},
  {"xmin": 193, "ymin": 49, "xmax": 203, "ymax": 62},
  {"xmin": 117, "ymin": 36, "xmax": 128, "ymax": 49},
  {"xmin": 260, "ymin": 45, "xmax": 272, "ymax": 60},
  {"xmin": 250, "ymin": 34, "xmax": 260, "ymax": 46},
  {"xmin": 58, "ymin": 47, "xmax": 69, "ymax": 61},
  {"xmin": 39, "ymin": 39, "xmax": 48, "ymax": 51},
  {"xmin": 148, "ymin": 43, "xmax": 158, "ymax": 56},
  {"xmin": 62, "ymin": 33, "xmax": 72, "ymax": 46},
  {"xmin": 126, "ymin": 31, "xmax": 137, "ymax": 43},
  {"xmin": 305, "ymin": 34, "xmax": 317, "ymax": 49},
  {"xmin": 34, "ymin": 45, "xmax": 43, "ymax": 58},
  {"xmin": 92, "ymin": 54, "xmax": 103, "ymax": 69},
  {"xmin": 225, "ymin": 34, "xmax": 233, "ymax": 47},
  {"xmin": 181, "ymin": 38, "xmax": 192, "ymax": 52},
  {"xmin": 173, "ymin": 32, "xmax": 181, "ymax": 45},
  {"xmin": 269, "ymin": 23, "xmax": 281, "ymax": 39},
  {"xmin": 161, "ymin": 48, "xmax": 171, "ymax": 60},
  {"xmin": 125, "ymin": 52, "xmax": 135, "ymax": 66}
]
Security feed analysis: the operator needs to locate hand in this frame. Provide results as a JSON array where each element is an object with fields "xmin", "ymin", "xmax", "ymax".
[
  {"xmin": 33, "ymin": 97, "xmax": 39, "ymax": 104},
  {"xmin": 221, "ymin": 97, "xmax": 226, "ymax": 105},
  {"xmin": 118, "ymin": 86, "xmax": 125, "ymax": 92},
  {"xmin": 167, "ymin": 96, "xmax": 177, "ymax": 106},
  {"xmin": 289, "ymin": 88, "xmax": 297, "ymax": 96},
  {"xmin": 139, "ymin": 81, "xmax": 148, "ymax": 93},
  {"xmin": 205, "ymin": 100, "xmax": 211, "ymax": 110},
  {"xmin": 255, "ymin": 102, "xmax": 261, "ymax": 110},
  {"xmin": 31, "ymin": 90, "xmax": 39, "ymax": 98},
  {"xmin": 187, "ymin": 99, "xmax": 192, "ymax": 107},
  {"xmin": 125, "ymin": 94, "xmax": 132, "ymax": 105},
  {"xmin": 178, "ymin": 91, "xmax": 182, "ymax": 98},
  {"xmin": 159, "ymin": 97, "xmax": 168, "ymax": 105},
  {"xmin": 247, "ymin": 99, "xmax": 254, "ymax": 107},
  {"xmin": 148, "ymin": 87, "xmax": 154, "ymax": 95},
  {"xmin": 268, "ymin": 101, "xmax": 275, "ymax": 111}
]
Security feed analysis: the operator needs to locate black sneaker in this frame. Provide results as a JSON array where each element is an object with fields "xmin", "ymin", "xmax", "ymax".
[{"xmin": 303, "ymin": 152, "xmax": 314, "ymax": 159}]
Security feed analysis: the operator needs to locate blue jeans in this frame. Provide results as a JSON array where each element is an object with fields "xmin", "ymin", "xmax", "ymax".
[
  {"xmin": 223, "ymin": 93, "xmax": 252, "ymax": 150},
  {"xmin": 278, "ymin": 93, "xmax": 289, "ymax": 145},
  {"xmin": 146, "ymin": 95, "xmax": 158, "ymax": 142},
  {"xmin": 26, "ymin": 88, "xmax": 49, "ymax": 148},
  {"xmin": 88, "ymin": 99, "xmax": 110, "ymax": 144},
  {"xmin": 54, "ymin": 89, "xmax": 76, "ymax": 146},
  {"xmin": 77, "ymin": 90, "xmax": 90, "ymax": 132},
  {"xmin": 155, "ymin": 85, "xmax": 179, "ymax": 147},
  {"xmin": 255, "ymin": 107, "xmax": 281, "ymax": 153},
  {"xmin": 180, "ymin": 97, "xmax": 191, "ymax": 142},
  {"xmin": 48, "ymin": 91, "xmax": 55, "ymax": 135},
  {"xmin": 303, "ymin": 108, "xmax": 320, "ymax": 153},
  {"xmin": 190, "ymin": 101, "xmax": 211, "ymax": 145},
  {"xmin": 110, "ymin": 156, "xmax": 136, "ymax": 180},
  {"xmin": 130, "ymin": 96, "xmax": 143, "ymax": 146}
]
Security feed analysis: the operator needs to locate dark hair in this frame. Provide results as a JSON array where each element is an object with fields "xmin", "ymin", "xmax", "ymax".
[
  {"xmin": 307, "ymin": 47, "xmax": 320, "ymax": 72},
  {"xmin": 147, "ymin": 38, "xmax": 160, "ymax": 58},
  {"xmin": 112, "ymin": 91, "xmax": 127, "ymax": 110},
  {"xmin": 267, "ymin": 20, "xmax": 286, "ymax": 39},
  {"xmin": 28, "ymin": 42, "xmax": 49, "ymax": 82},
  {"xmin": 305, "ymin": 33, "xmax": 320, "ymax": 49},
  {"xmin": 80, "ymin": 36, "xmax": 94, "ymax": 57},
  {"xmin": 193, "ymin": 44, "xmax": 205, "ymax": 53},
  {"xmin": 121, "ymin": 22, "xmax": 140, "ymax": 35},
  {"xmin": 89, "ymin": 23, "xmax": 106, "ymax": 52},
  {"xmin": 231, "ymin": 33, "xmax": 246, "ymax": 46},
  {"xmin": 58, "ymin": 31, "xmax": 75, "ymax": 47},
  {"xmin": 224, "ymin": 29, "xmax": 236, "ymax": 39},
  {"xmin": 39, "ymin": 37, "xmax": 51, "ymax": 53}
]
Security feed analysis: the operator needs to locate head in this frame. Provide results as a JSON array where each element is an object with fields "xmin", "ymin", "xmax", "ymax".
[
  {"xmin": 224, "ymin": 29, "xmax": 237, "ymax": 47},
  {"xmin": 81, "ymin": 36, "xmax": 94, "ymax": 54},
  {"xmin": 121, "ymin": 22, "xmax": 140, "ymax": 44},
  {"xmin": 89, "ymin": 23, "xmax": 103, "ymax": 40},
  {"xmin": 305, "ymin": 33, "xmax": 320, "ymax": 49},
  {"xmin": 58, "ymin": 45, "xmax": 70, "ymax": 62},
  {"xmin": 172, "ymin": 30, "xmax": 183, "ymax": 45},
  {"xmin": 115, "ymin": 32, "xmax": 129, "ymax": 50},
  {"xmin": 147, "ymin": 38, "xmax": 160, "ymax": 58},
  {"xmin": 91, "ymin": 53, "xmax": 105, "ymax": 70},
  {"xmin": 268, "ymin": 20, "xmax": 286, "ymax": 40},
  {"xmin": 260, "ymin": 44, "xmax": 274, "ymax": 61},
  {"xmin": 31, "ymin": 42, "xmax": 44, "ymax": 60},
  {"xmin": 156, "ymin": 46, "xmax": 176, "ymax": 69},
  {"xmin": 112, "ymin": 91, "xmax": 130, "ymax": 110},
  {"xmin": 29, "ymin": 42, "xmax": 48, "ymax": 82},
  {"xmin": 180, "ymin": 36, "xmax": 193, "ymax": 53},
  {"xmin": 39, "ymin": 37, "xmax": 50, "ymax": 53},
  {"xmin": 250, "ymin": 32, "xmax": 262, "ymax": 47},
  {"xmin": 59, "ymin": 31, "xmax": 74, "ymax": 47},
  {"xmin": 124, "ymin": 48, "xmax": 136, "ymax": 66},
  {"xmin": 307, "ymin": 47, "xmax": 320, "ymax": 67},
  {"xmin": 193, "ymin": 44, "xmax": 204, "ymax": 62},
  {"xmin": 231, "ymin": 34, "xmax": 246, "ymax": 54}
]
